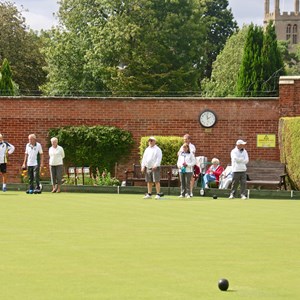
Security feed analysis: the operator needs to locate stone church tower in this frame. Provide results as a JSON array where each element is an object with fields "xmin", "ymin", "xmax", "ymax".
[{"xmin": 264, "ymin": 0, "xmax": 300, "ymax": 49}]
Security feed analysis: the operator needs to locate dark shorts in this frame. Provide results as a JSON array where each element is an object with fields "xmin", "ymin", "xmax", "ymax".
[{"xmin": 0, "ymin": 163, "xmax": 7, "ymax": 173}]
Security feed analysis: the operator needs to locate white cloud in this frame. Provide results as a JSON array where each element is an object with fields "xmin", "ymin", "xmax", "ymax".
[
  {"xmin": 12, "ymin": 0, "xmax": 298, "ymax": 31},
  {"xmin": 13, "ymin": 0, "xmax": 59, "ymax": 30}
]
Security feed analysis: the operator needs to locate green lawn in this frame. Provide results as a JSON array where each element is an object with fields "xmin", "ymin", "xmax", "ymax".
[{"xmin": 0, "ymin": 192, "xmax": 299, "ymax": 299}]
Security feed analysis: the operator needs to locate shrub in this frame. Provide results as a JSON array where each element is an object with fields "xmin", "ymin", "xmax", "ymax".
[
  {"xmin": 48, "ymin": 125, "xmax": 134, "ymax": 174},
  {"xmin": 139, "ymin": 136, "xmax": 182, "ymax": 165}
]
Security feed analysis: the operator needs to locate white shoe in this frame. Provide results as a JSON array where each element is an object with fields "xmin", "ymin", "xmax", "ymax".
[
  {"xmin": 143, "ymin": 194, "xmax": 152, "ymax": 199},
  {"xmin": 155, "ymin": 194, "xmax": 161, "ymax": 199},
  {"xmin": 205, "ymin": 184, "xmax": 209, "ymax": 189},
  {"xmin": 186, "ymin": 195, "xmax": 191, "ymax": 199},
  {"xmin": 190, "ymin": 193, "xmax": 193, "ymax": 197},
  {"xmin": 178, "ymin": 195, "xmax": 184, "ymax": 198},
  {"xmin": 229, "ymin": 194, "xmax": 234, "ymax": 199},
  {"xmin": 241, "ymin": 195, "xmax": 247, "ymax": 200}
]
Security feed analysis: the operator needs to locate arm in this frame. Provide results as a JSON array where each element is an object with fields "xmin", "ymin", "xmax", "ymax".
[
  {"xmin": 22, "ymin": 153, "xmax": 28, "ymax": 169},
  {"xmin": 7, "ymin": 143, "xmax": 15, "ymax": 155},
  {"xmin": 153, "ymin": 147, "xmax": 162, "ymax": 169},
  {"xmin": 39, "ymin": 153, "xmax": 44, "ymax": 168}
]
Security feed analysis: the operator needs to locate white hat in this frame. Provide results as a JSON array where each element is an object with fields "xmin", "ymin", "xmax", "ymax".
[
  {"xmin": 148, "ymin": 136, "xmax": 156, "ymax": 141},
  {"xmin": 236, "ymin": 139, "xmax": 247, "ymax": 145}
]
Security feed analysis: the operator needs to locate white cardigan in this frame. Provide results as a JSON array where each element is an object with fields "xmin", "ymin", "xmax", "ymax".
[{"xmin": 177, "ymin": 152, "xmax": 196, "ymax": 173}]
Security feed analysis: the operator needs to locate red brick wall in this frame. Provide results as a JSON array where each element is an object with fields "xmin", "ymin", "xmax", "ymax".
[{"xmin": 1, "ymin": 77, "xmax": 299, "ymax": 183}]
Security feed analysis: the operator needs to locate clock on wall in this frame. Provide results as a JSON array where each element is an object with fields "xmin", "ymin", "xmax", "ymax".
[{"xmin": 199, "ymin": 109, "xmax": 217, "ymax": 128}]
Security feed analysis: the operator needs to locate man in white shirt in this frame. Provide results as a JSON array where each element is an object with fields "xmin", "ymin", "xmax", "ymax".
[
  {"xmin": 141, "ymin": 136, "xmax": 162, "ymax": 199},
  {"xmin": 229, "ymin": 139, "xmax": 249, "ymax": 199},
  {"xmin": 0, "ymin": 134, "xmax": 15, "ymax": 192},
  {"xmin": 22, "ymin": 134, "xmax": 44, "ymax": 194}
]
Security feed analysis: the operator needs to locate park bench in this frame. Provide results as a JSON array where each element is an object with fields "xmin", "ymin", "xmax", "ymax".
[
  {"xmin": 125, "ymin": 164, "xmax": 179, "ymax": 192},
  {"xmin": 246, "ymin": 160, "xmax": 287, "ymax": 190}
]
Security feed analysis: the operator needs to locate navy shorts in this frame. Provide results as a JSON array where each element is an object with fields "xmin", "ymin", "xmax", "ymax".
[{"xmin": 0, "ymin": 163, "xmax": 7, "ymax": 173}]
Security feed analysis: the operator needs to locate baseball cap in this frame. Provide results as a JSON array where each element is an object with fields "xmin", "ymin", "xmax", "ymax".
[
  {"xmin": 236, "ymin": 139, "xmax": 247, "ymax": 145},
  {"xmin": 148, "ymin": 136, "xmax": 156, "ymax": 141}
]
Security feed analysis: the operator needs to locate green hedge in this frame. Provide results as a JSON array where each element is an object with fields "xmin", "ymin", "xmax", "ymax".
[
  {"xmin": 279, "ymin": 117, "xmax": 300, "ymax": 190},
  {"xmin": 48, "ymin": 125, "xmax": 134, "ymax": 173},
  {"xmin": 139, "ymin": 136, "xmax": 183, "ymax": 165}
]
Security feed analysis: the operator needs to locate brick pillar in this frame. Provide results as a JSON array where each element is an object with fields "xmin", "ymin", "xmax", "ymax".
[{"xmin": 279, "ymin": 76, "xmax": 300, "ymax": 116}]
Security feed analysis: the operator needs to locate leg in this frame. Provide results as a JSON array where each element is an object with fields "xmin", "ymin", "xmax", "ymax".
[
  {"xmin": 155, "ymin": 182, "xmax": 161, "ymax": 194},
  {"xmin": 33, "ymin": 165, "xmax": 40, "ymax": 190},
  {"xmin": 240, "ymin": 172, "xmax": 247, "ymax": 197},
  {"xmin": 56, "ymin": 165, "xmax": 64, "ymax": 193},
  {"xmin": 185, "ymin": 172, "xmax": 192, "ymax": 196},
  {"xmin": 230, "ymin": 172, "xmax": 241, "ymax": 197},
  {"xmin": 28, "ymin": 166, "xmax": 34, "ymax": 190},
  {"xmin": 50, "ymin": 165, "xmax": 57, "ymax": 192},
  {"xmin": 179, "ymin": 172, "xmax": 185, "ymax": 196},
  {"xmin": 147, "ymin": 182, "xmax": 153, "ymax": 194},
  {"xmin": 190, "ymin": 176, "xmax": 195, "ymax": 196}
]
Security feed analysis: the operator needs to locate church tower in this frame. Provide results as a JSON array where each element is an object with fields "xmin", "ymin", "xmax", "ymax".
[{"xmin": 264, "ymin": 0, "xmax": 300, "ymax": 50}]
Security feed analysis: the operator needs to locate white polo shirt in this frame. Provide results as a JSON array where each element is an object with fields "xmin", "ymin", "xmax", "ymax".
[
  {"xmin": 0, "ymin": 142, "xmax": 15, "ymax": 163},
  {"xmin": 25, "ymin": 142, "xmax": 43, "ymax": 167}
]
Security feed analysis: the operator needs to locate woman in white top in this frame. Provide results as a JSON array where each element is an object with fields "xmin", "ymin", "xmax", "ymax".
[
  {"xmin": 49, "ymin": 137, "xmax": 65, "ymax": 193},
  {"xmin": 177, "ymin": 143, "xmax": 196, "ymax": 198}
]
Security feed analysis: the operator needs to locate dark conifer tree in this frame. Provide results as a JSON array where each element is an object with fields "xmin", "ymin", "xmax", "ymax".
[{"xmin": 261, "ymin": 22, "xmax": 285, "ymax": 96}]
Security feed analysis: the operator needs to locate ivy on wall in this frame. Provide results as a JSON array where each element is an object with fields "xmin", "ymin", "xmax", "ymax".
[{"xmin": 48, "ymin": 125, "xmax": 134, "ymax": 174}]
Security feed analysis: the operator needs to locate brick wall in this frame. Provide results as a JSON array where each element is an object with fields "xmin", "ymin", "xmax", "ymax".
[{"xmin": 1, "ymin": 76, "xmax": 299, "ymax": 183}]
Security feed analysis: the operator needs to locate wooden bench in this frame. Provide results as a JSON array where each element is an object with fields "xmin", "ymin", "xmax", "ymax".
[
  {"xmin": 246, "ymin": 160, "xmax": 287, "ymax": 190},
  {"xmin": 125, "ymin": 164, "xmax": 178, "ymax": 192}
]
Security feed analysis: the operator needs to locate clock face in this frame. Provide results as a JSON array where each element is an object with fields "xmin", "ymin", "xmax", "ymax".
[{"xmin": 199, "ymin": 110, "xmax": 217, "ymax": 128}]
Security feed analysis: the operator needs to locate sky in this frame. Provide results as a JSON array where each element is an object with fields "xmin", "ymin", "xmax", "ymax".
[{"xmin": 11, "ymin": 0, "xmax": 297, "ymax": 31}]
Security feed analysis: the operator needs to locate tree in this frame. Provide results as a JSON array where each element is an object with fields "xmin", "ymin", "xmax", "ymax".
[
  {"xmin": 42, "ymin": 0, "xmax": 237, "ymax": 96},
  {"xmin": 43, "ymin": 0, "xmax": 207, "ymax": 96},
  {"xmin": 236, "ymin": 24, "xmax": 264, "ymax": 97},
  {"xmin": 202, "ymin": 0, "xmax": 238, "ymax": 78},
  {"xmin": 201, "ymin": 26, "xmax": 249, "ymax": 97},
  {"xmin": 0, "ymin": 58, "xmax": 14, "ymax": 95},
  {"xmin": 261, "ymin": 22, "xmax": 285, "ymax": 96},
  {"xmin": 0, "ymin": 2, "xmax": 47, "ymax": 94}
]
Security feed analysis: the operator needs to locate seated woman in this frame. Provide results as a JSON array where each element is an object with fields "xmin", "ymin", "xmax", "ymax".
[
  {"xmin": 203, "ymin": 158, "xmax": 224, "ymax": 188},
  {"xmin": 218, "ymin": 165, "xmax": 233, "ymax": 189}
]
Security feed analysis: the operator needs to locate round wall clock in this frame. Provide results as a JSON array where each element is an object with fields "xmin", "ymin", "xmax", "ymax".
[{"xmin": 199, "ymin": 110, "xmax": 217, "ymax": 128}]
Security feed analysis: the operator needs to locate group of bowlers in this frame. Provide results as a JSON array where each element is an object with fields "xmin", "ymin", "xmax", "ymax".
[
  {"xmin": 0, "ymin": 133, "xmax": 65, "ymax": 194},
  {"xmin": 141, "ymin": 134, "xmax": 249, "ymax": 199},
  {"xmin": 0, "ymin": 133, "xmax": 44, "ymax": 194},
  {"xmin": 0, "ymin": 132, "xmax": 249, "ymax": 199}
]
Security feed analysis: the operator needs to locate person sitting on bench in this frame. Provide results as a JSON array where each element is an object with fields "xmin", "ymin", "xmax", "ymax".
[{"xmin": 203, "ymin": 158, "xmax": 224, "ymax": 188}]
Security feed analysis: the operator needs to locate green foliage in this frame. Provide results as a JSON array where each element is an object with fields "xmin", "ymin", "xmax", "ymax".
[
  {"xmin": 0, "ymin": 2, "xmax": 47, "ymax": 95},
  {"xmin": 0, "ymin": 58, "xmax": 14, "ymax": 96},
  {"xmin": 278, "ymin": 117, "xmax": 300, "ymax": 190},
  {"xmin": 236, "ymin": 22, "xmax": 285, "ymax": 97},
  {"xmin": 63, "ymin": 169, "xmax": 120, "ymax": 186},
  {"xmin": 261, "ymin": 22, "xmax": 285, "ymax": 96},
  {"xmin": 41, "ymin": 0, "xmax": 236, "ymax": 96},
  {"xmin": 48, "ymin": 125, "xmax": 134, "ymax": 173},
  {"xmin": 278, "ymin": 41, "xmax": 300, "ymax": 75},
  {"xmin": 202, "ymin": 23, "xmax": 284, "ymax": 97},
  {"xmin": 139, "ymin": 136, "xmax": 182, "ymax": 165},
  {"xmin": 202, "ymin": 0, "xmax": 238, "ymax": 78},
  {"xmin": 201, "ymin": 26, "xmax": 249, "ymax": 97},
  {"xmin": 236, "ymin": 24, "xmax": 263, "ymax": 96}
]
